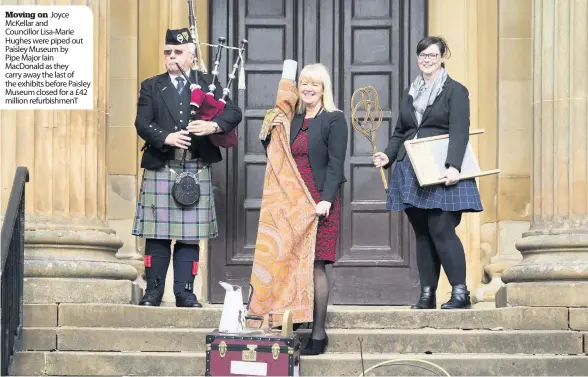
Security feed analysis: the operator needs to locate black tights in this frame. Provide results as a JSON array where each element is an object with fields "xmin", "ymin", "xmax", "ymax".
[
  {"xmin": 405, "ymin": 208, "xmax": 465, "ymax": 287},
  {"xmin": 311, "ymin": 260, "xmax": 328, "ymax": 340}
]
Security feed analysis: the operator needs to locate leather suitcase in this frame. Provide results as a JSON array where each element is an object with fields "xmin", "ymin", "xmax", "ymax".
[{"xmin": 205, "ymin": 330, "xmax": 301, "ymax": 376}]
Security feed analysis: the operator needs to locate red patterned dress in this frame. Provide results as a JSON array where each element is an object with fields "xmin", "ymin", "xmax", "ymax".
[{"xmin": 291, "ymin": 118, "xmax": 341, "ymax": 263}]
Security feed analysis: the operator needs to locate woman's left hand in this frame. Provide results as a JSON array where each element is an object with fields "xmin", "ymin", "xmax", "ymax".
[
  {"xmin": 316, "ymin": 201, "xmax": 332, "ymax": 217},
  {"xmin": 439, "ymin": 166, "xmax": 460, "ymax": 186}
]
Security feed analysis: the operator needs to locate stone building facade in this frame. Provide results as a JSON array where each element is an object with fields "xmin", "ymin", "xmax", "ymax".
[{"xmin": 1, "ymin": 0, "xmax": 586, "ymax": 309}]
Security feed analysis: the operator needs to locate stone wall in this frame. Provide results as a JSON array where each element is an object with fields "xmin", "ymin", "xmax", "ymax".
[{"xmin": 0, "ymin": 0, "xmax": 138, "ymax": 305}]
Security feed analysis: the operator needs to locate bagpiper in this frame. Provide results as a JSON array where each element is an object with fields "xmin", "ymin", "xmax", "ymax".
[{"xmin": 132, "ymin": 28, "xmax": 242, "ymax": 307}]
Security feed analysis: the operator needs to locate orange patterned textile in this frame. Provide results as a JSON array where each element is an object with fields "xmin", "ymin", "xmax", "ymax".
[{"xmin": 248, "ymin": 76, "xmax": 318, "ymax": 327}]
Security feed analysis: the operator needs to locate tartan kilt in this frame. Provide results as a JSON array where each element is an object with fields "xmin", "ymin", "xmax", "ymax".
[
  {"xmin": 387, "ymin": 157, "xmax": 483, "ymax": 213},
  {"xmin": 132, "ymin": 158, "xmax": 218, "ymax": 240}
]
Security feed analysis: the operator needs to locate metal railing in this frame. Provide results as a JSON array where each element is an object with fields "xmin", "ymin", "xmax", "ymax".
[{"xmin": 0, "ymin": 167, "xmax": 29, "ymax": 376}]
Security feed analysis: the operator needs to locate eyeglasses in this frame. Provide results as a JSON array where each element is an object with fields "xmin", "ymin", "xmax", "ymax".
[
  {"xmin": 418, "ymin": 53, "xmax": 440, "ymax": 60},
  {"xmin": 163, "ymin": 49, "xmax": 185, "ymax": 56}
]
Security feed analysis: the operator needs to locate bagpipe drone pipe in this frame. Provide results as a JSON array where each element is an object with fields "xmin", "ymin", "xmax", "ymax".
[{"xmin": 175, "ymin": 37, "xmax": 247, "ymax": 149}]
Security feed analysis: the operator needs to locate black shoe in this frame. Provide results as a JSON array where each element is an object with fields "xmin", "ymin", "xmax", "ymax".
[
  {"xmin": 275, "ymin": 322, "xmax": 309, "ymax": 331},
  {"xmin": 139, "ymin": 291, "xmax": 163, "ymax": 306},
  {"xmin": 139, "ymin": 276, "xmax": 164, "ymax": 306},
  {"xmin": 301, "ymin": 334, "xmax": 328, "ymax": 356},
  {"xmin": 175, "ymin": 290, "xmax": 202, "ymax": 308},
  {"xmin": 441, "ymin": 284, "xmax": 471, "ymax": 309},
  {"xmin": 411, "ymin": 286, "xmax": 436, "ymax": 309}
]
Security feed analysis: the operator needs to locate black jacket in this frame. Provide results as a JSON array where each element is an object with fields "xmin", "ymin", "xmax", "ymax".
[
  {"xmin": 262, "ymin": 110, "xmax": 348, "ymax": 203},
  {"xmin": 135, "ymin": 70, "xmax": 243, "ymax": 170},
  {"xmin": 383, "ymin": 76, "xmax": 470, "ymax": 171}
]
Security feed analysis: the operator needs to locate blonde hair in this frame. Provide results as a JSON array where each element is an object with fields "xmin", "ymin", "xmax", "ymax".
[{"xmin": 296, "ymin": 63, "xmax": 338, "ymax": 114}]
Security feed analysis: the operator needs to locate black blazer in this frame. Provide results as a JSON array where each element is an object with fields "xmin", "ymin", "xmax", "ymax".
[
  {"xmin": 383, "ymin": 76, "xmax": 470, "ymax": 171},
  {"xmin": 262, "ymin": 110, "xmax": 348, "ymax": 203},
  {"xmin": 135, "ymin": 70, "xmax": 243, "ymax": 170}
]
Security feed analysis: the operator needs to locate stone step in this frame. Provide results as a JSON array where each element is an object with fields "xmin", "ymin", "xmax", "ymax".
[
  {"xmin": 25, "ymin": 303, "xmax": 577, "ymax": 330},
  {"xmin": 22, "ymin": 327, "xmax": 587, "ymax": 355},
  {"xmin": 11, "ymin": 351, "xmax": 588, "ymax": 376}
]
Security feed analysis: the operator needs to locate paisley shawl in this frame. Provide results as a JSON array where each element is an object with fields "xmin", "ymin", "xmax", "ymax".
[{"xmin": 248, "ymin": 77, "xmax": 318, "ymax": 327}]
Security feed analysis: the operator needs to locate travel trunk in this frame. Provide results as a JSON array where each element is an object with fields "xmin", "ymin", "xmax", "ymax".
[{"xmin": 205, "ymin": 331, "xmax": 301, "ymax": 376}]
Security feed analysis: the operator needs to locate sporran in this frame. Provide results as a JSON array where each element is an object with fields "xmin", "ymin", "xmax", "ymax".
[{"xmin": 171, "ymin": 149, "xmax": 204, "ymax": 207}]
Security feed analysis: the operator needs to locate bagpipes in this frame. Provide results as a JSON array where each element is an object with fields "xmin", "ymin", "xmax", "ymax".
[
  {"xmin": 176, "ymin": 0, "xmax": 247, "ymax": 149},
  {"xmin": 169, "ymin": 1, "xmax": 247, "ymax": 208},
  {"xmin": 171, "ymin": 41, "xmax": 247, "ymax": 207}
]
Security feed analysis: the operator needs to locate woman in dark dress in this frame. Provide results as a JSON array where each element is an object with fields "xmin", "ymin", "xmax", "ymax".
[
  {"xmin": 270, "ymin": 63, "xmax": 348, "ymax": 355},
  {"xmin": 373, "ymin": 36, "xmax": 483, "ymax": 310}
]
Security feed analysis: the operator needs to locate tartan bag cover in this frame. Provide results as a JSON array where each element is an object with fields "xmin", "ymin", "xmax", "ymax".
[{"xmin": 132, "ymin": 158, "xmax": 218, "ymax": 240}]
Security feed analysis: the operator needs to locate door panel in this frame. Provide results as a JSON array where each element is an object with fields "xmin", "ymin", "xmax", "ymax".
[
  {"xmin": 209, "ymin": 0, "xmax": 298, "ymax": 302},
  {"xmin": 334, "ymin": 0, "xmax": 425, "ymax": 304},
  {"xmin": 210, "ymin": 0, "xmax": 427, "ymax": 305}
]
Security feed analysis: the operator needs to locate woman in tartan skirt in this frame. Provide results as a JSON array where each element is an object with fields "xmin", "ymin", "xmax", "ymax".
[
  {"xmin": 373, "ymin": 36, "xmax": 482, "ymax": 310},
  {"xmin": 132, "ymin": 28, "xmax": 242, "ymax": 308}
]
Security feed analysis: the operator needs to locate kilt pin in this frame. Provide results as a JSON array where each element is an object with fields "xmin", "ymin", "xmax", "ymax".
[{"xmin": 132, "ymin": 28, "xmax": 242, "ymax": 308}]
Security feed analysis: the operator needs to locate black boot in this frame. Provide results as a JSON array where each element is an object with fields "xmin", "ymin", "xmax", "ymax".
[
  {"xmin": 139, "ymin": 276, "xmax": 164, "ymax": 306},
  {"xmin": 441, "ymin": 284, "xmax": 471, "ymax": 309},
  {"xmin": 411, "ymin": 286, "xmax": 436, "ymax": 309},
  {"xmin": 139, "ymin": 258, "xmax": 166, "ymax": 306},
  {"xmin": 173, "ymin": 242, "xmax": 202, "ymax": 308},
  {"xmin": 139, "ymin": 241, "xmax": 171, "ymax": 306},
  {"xmin": 175, "ymin": 283, "xmax": 202, "ymax": 308}
]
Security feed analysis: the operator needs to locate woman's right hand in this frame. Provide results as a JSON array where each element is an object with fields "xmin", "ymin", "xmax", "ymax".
[{"xmin": 372, "ymin": 152, "xmax": 389, "ymax": 168}]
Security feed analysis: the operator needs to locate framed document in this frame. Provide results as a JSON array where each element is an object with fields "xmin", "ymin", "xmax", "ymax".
[{"xmin": 404, "ymin": 129, "xmax": 500, "ymax": 187}]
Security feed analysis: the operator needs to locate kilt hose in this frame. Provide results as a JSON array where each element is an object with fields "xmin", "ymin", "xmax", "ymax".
[{"xmin": 132, "ymin": 158, "xmax": 218, "ymax": 241}]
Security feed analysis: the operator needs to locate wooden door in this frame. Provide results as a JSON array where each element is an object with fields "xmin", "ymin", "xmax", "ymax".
[{"xmin": 209, "ymin": 0, "xmax": 427, "ymax": 305}]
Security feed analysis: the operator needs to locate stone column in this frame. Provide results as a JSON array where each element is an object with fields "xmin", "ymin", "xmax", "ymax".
[
  {"xmin": 475, "ymin": 0, "xmax": 531, "ymax": 303},
  {"xmin": 1, "ymin": 0, "xmax": 138, "ymax": 304},
  {"xmin": 499, "ymin": 0, "xmax": 588, "ymax": 307},
  {"xmin": 107, "ymin": 0, "xmax": 144, "ymax": 278}
]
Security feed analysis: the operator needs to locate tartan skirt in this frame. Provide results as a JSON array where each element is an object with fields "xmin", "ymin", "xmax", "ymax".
[
  {"xmin": 132, "ymin": 159, "xmax": 218, "ymax": 240},
  {"xmin": 387, "ymin": 157, "xmax": 483, "ymax": 213}
]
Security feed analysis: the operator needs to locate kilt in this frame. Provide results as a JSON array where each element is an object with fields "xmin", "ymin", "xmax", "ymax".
[
  {"xmin": 132, "ymin": 158, "xmax": 218, "ymax": 240},
  {"xmin": 387, "ymin": 157, "xmax": 483, "ymax": 213}
]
